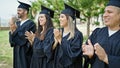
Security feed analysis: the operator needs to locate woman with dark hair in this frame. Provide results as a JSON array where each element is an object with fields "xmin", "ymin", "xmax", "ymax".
[
  {"xmin": 82, "ymin": 0, "xmax": 120, "ymax": 68},
  {"xmin": 36, "ymin": 12, "xmax": 54, "ymax": 40},
  {"xmin": 25, "ymin": 5, "xmax": 54, "ymax": 68}
]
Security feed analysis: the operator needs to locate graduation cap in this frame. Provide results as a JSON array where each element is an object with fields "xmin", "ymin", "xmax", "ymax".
[
  {"xmin": 107, "ymin": 0, "xmax": 120, "ymax": 8},
  {"xmin": 40, "ymin": 5, "xmax": 54, "ymax": 18},
  {"xmin": 18, "ymin": 0, "xmax": 31, "ymax": 11},
  {"xmin": 61, "ymin": 3, "xmax": 80, "ymax": 20}
]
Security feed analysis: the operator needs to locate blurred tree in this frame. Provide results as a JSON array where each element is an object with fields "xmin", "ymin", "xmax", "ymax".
[
  {"xmin": 29, "ymin": 0, "xmax": 64, "ymax": 27},
  {"xmin": 29, "ymin": 0, "xmax": 109, "ymax": 37},
  {"xmin": 78, "ymin": 0, "xmax": 109, "ymax": 37}
]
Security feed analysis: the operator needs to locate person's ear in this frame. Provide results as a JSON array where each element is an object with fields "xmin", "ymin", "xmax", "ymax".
[
  {"xmin": 23, "ymin": 9, "xmax": 27, "ymax": 14},
  {"xmin": 25, "ymin": 10, "xmax": 28, "ymax": 14}
]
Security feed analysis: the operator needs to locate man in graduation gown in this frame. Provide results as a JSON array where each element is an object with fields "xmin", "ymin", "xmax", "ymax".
[
  {"xmin": 9, "ymin": 1, "xmax": 36, "ymax": 68},
  {"xmin": 82, "ymin": 0, "xmax": 120, "ymax": 68}
]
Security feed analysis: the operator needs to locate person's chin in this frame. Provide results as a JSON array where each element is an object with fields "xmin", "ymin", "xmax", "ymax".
[
  {"xmin": 60, "ymin": 24, "xmax": 63, "ymax": 27},
  {"xmin": 18, "ymin": 16, "xmax": 21, "ymax": 18},
  {"xmin": 104, "ymin": 22, "xmax": 110, "ymax": 26}
]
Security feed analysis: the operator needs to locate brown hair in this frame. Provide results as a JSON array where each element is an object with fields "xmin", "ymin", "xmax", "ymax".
[{"xmin": 36, "ymin": 14, "xmax": 54, "ymax": 40}]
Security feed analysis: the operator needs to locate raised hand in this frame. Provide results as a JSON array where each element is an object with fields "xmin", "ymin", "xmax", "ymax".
[
  {"xmin": 53, "ymin": 29, "xmax": 62, "ymax": 44},
  {"xmin": 82, "ymin": 39, "xmax": 94, "ymax": 59},
  {"xmin": 94, "ymin": 43, "xmax": 108, "ymax": 64},
  {"xmin": 9, "ymin": 22, "xmax": 17, "ymax": 34},
  {"xmin": 25, "ymin": 31, "xmax": 35, "ymax": 45}
]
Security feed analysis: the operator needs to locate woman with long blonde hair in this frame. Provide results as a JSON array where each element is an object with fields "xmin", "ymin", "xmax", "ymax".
[{"xmin": 52, "ymin": 3, "xmax": 83, "ymax": 68}]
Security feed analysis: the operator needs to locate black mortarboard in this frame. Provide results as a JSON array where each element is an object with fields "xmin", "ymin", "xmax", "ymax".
[
  {"xmin": 18, "ymin": 0, "xmax": 31, "ymax": 11},
  {"xmin": 107, "ymin": 0, "xmax": 120, "ymax": 8},
  {"xmin": 40, "ymin": 5, "xmax": 54, "ymax": 18},
  {"xmin": 61, "ymin": 3, "xmax": 80, "ymax": 20}
]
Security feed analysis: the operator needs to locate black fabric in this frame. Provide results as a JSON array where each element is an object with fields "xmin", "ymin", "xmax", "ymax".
[
  {"xmin": 44, "ymin": 28, "xmax": 83, "ymax": 68},
  {"xmin": 40, "ymin": 5, "xmax": 54, "ymax": 18},
  {"xmin": 9, "ymin": 32, "xmax": 15, "ymax": 47},
  {"xmin": 107, "ymin": 0, "xmax": 120, "ymax": 8},
  {"xmin": 61, "ymin": 3, "xmax": 80, "ymax": 20},
  {"xmin": 30, "ymin": 28, "xmax": 54, "ymax": 68},
  {"xmin": 9, "ymin": 20, "xmax": 36, "ymax": 68},
  {"xmin": 84, "ymin": 27, "xmax": 120, "ymax": 68},
  {"xmin": 18, "ymin": 1, "xmax": 31, "ymax": 11}
]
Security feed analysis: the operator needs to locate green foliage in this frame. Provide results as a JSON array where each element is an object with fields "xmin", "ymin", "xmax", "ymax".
[
  {"xmin": 29, "ymin": 0, "xmax": 109, "ymax": 36},
  {"xmin": 94, "ymin": 21, "xmax": 100, "ymax": 26},
  {"xmin": 29, "ymin": 0, "xmax": 42, "ymax": 19},
  {"xmin": 80, "ymin": 0, "xmax": 94, "ymax": 9},
  {"xmin": 30, "ymin": 0, "xmax": 109, "ymax": 23},
  {"xmin": 30, "ymin": 0, "xmax": 64, "ymax": 28}
]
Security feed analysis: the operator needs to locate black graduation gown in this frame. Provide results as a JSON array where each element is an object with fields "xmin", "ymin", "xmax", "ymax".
[
  {"xmin": 9, "ymin": 20, "xmax": 36, "ymax": 68},
  {"xmin": 84, "ymin": 27, "xmax": 120, "ymax": 68},
  {"xmin": 30, "ymin": 28, "xmax": 54, "ymax": 68},
  {"xmin": 45, "ymin": 28, "xmax": 83, "ymax": 68}
]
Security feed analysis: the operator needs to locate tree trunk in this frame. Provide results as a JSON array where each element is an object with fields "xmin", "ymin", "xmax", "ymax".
[
  {"xmin": 97, "ymin": 16, "xmax": 99, "ymax": 22},
  {"xmin": 101, "ymin": 15, "xmax": 104, "ymax": 25},
  {"xmin": 87, "ymin": 17, "xmax": 90, "ymax": 38}
]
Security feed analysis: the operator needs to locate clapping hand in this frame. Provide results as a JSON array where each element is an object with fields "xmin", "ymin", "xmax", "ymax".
[
  {"xmin": 25, "ymin": 31, "xmax": 35, "ymax": 45},
  {"xmin": 9, "ymin": 23, "xmax": 17, "ymax": 34},
  {"xmin": 94, "ymin": 43, "xmax": 108, "ymax": 64},
  {"xmin": 53, "ymin": 29, "xmax": 62, "ymax": 44},
  {"xmin": 82, "ymin": 39, "xmax": 94, "ymax": 59},
  {"xmin": 82, "ymin": 39, "xmax": 108, "ymax": 64}
]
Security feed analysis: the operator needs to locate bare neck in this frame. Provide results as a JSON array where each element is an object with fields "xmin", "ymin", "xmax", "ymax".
[
  {"xmin": 63, "ymin": 26, "xmax": 69, "ymax": 33},
  {"xmin": 108, "ymin": 25, "xmax": 120, "ymax": 31},
  {"xmin": 41, "ymin": 26, "xmax": 45, "ymax": 33}
]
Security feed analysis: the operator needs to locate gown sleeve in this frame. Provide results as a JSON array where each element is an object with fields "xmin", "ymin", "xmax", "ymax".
[
  {"xmin": 43, "ymin": 28, "xmax": 54, "ymax": 62},
  {"xmin": 108, "ymin": 47, "xmax": 120, "ymax": 68},
  {"xmin": 9, "ymin": 31, "xmax": 15, "ymax": 47},
  {"xmin": 12, "ymin": 21, "xmax": 36, "ymax": 46},
  {"xmin": 60, "ymin": 30, "xmax": 83, "ymax": 66}
]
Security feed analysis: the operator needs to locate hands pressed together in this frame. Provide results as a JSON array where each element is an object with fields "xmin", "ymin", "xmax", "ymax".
[
  {"xmin": 25, "ymin": 31, "xmax": 35, "ymax": 45},
  {"xmin": 52, "ymin": 29, "xmax": 62, "ymax": 50},
  {"xmin": 53, "ymin": 29, "xmax": 62, "ymax": 44},
  {"xmin": 82, "ymin": 39, "xmax": 108, "ymax": 64},
  {"xmin": 9, "ymin": 23, "xmax": 17, "ymax": 34}
]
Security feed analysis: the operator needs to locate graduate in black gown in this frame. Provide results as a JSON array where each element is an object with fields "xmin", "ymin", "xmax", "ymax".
[
  {"xmin": 82, "ymin": 0, "xmax": 120, "ymax": 68},
  {"xmin": 9, "ymin": 1, "xmax": 36, "ymax": 68},
  {"xmin": 48, "ymin": 3, "xmax": 83, "ymax": 68},
  {"xmin": 25, "ymin": 5, "xmax": 54, "ymax": 68}
]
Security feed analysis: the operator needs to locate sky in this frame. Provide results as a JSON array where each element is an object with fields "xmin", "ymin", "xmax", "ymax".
[
  {"xmin": 0, "ymin": 0, "xmax": 36, "ymax": 27},
  {"xmin": 0, "ymin": 0, "xmax": 19, "ymax": 19},
  {"xmin": 0, "ymin": 0, "xmax": 36, "ymax": 19}
]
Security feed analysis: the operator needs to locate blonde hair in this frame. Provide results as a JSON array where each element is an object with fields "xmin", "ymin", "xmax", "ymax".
[{"xmin": 67, "ymin": 16, "xmax": 75, "ymax": 40}]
